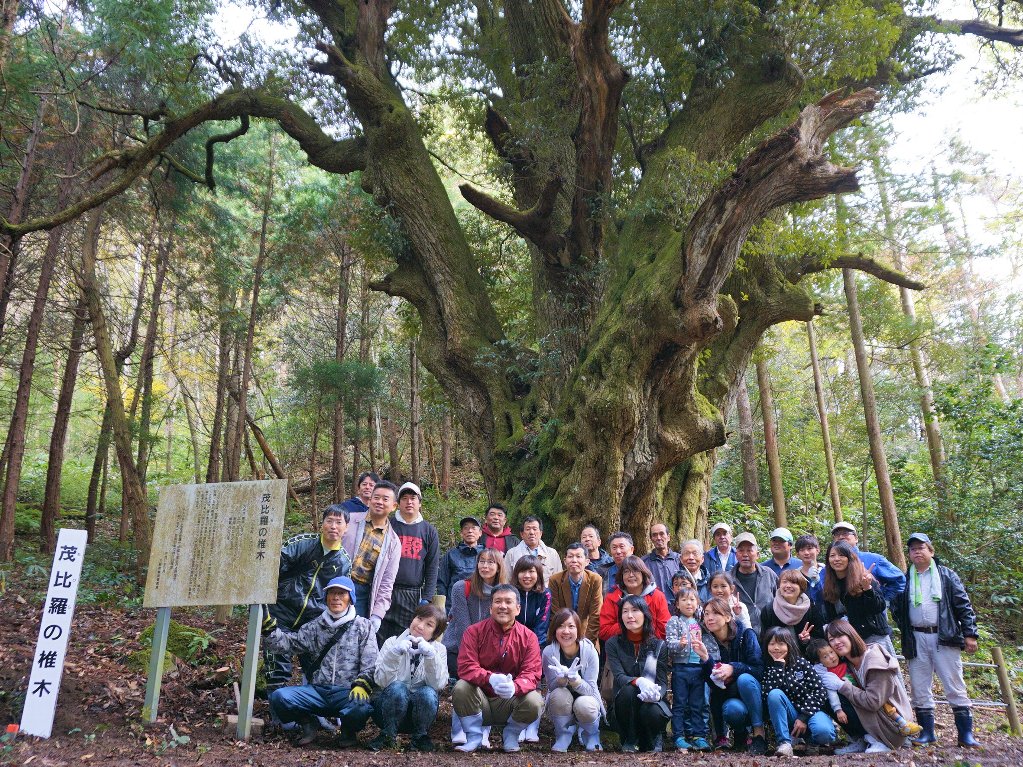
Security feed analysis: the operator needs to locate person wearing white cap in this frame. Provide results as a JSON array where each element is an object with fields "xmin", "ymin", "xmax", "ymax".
[
  {"xmin": 830, "ymin": 521, "xmax": 906, "ymax": 603},
  {"xmin": 762, "ymin": 527, "xmax": 800, "ymax": 576},
  {"xmin": 728, "ymin": 532, "xmax": 778, "ymax": 634},
  {"xmin": 379, "ymin": 482, "xmax": 440, "ymax": 644},
  {"xmin": 705, "ymin": 522, "xmax": 736, "ymax": 575},
  {"xmin": 263, "ymin": 576, "xmax": 378, "ymax": 747}
]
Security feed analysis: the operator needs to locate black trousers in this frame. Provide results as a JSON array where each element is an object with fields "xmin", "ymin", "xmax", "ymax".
[{"xmin": 614, "ymin": 684, "xmax": 668, "ymax": 749}]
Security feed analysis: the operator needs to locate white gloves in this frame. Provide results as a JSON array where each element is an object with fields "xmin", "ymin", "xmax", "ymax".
[
  {"xmin": 819, "ymin": 672, "xmax": 846, "ymax": 692},
  {"xmin": 395, "ymin": 637, "xmax": 415, "ymax": 654},
  {"xmin": 489, "ymin": 673, "xmax": 516, "ymax": 699},
  {"xmin": 635, "ymin": 677, "xmax": 661, "ymax": 702},
  {"xmin": 370, "ymin": 615, "xmax": 382, "ymax": 632}
]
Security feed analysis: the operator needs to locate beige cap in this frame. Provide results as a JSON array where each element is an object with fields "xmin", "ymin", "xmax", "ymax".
[{"xmin": 733, "ymin": 532, "xmax": 758, "ymax": 548}]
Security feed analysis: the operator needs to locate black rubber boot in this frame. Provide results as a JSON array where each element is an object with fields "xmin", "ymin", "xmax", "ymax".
[
  {"xmin": 912, "ymin": 709, "xmax": 937, "ymax": 746},
  {"xmin": 953, "ymin": 707, "xmax": 980, "ymax": 748}
]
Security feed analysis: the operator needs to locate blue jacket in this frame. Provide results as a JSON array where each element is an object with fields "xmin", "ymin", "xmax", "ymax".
[
  {"xmin": 437, "ymin": 542, "xmax": 483, "ymax": 603},
  {"xmin": 516, "ymin": 587, "xmax": 552, "ymax": 645},
  {"xmin": 761, "ymin": 557, "xmax": 802, "ymax": 576},
  {"xmin": 702, "ymin": 625, "xmax": 764, "ymax": 689},
  {"xmin": 705, "ymin": 546, "xmax": 736, "ymax": 575},
  {"xmin": 339, "ymin": 496, "xmax": 369, "ymax": 516}
]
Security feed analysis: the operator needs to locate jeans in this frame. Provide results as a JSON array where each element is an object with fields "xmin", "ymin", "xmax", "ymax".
[
  {"xmin": 711, "ymin": 673, "xmax": 764, "ymax": 734},
  {"xmin": 766, "ymin": 689, "xmax": 836, "ymax": 745},
  {"xmin": 671, "ymin": 664, "xmax": 708, "ymax": 738},
  {"xmin": 269, "ymin": 684, "xmax": 373, "ymax": 733},
  {"xmin": 354, "ymin": 581, "xmax": 372, "ymax": 619},
  {"xmin": 372, "ymin": 681, "xmax": 439, "ymax": 737},
  {"xmin": 613, "ymin": 683, "xmax": 668, "ymax": 750}
]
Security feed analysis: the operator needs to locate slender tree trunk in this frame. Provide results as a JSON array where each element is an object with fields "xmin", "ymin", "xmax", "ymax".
[
  {"xmin": 243, "ymin": 428, "xmax": 262, "ymax": 479},
  {"xmin": 0, "ymin": 0, "xmax": 19, "ymax": 75},
  {"xmin": 180, "ymin": 385, "xmax": 202, "ymax": 482},
  {"xmin": 807, "ymin": 321, "xmax": 843, "ymax": 521},
  {"xmin": 222, "ymin": 321, "xmax": 242, "ymax": 480},
  {"xmin": 0, "ymin": 153, "xmax": 71, "ymax": 560},
  {"xmin": 441, "ymin": 409, "xmax": 452, "ymax": 496},
  {"xmin": 163, "ymin": 285, "xmax": 180, "ymax": 476},
  {"xmin": 410, "ymin": 340, "xmax": 421, "ymax": 484},
  {"xmin": 80, "ymin": 208, "xmax": 152, "ymax": 579},
  {"xmin": 843, "ymin": 268, "xmax": 905, "ymax": 569},
  {"xmin": 755, "ymin": 355, "xmax": 787, "ymax": 527},
  {"xmin": 206, "ymin": 285, "xmax": 232, "ymax": 482},
  {"xmin": 367, "ymin": 404, "xmax": 376, "ymax": 472},
  {"xmin": 332, "ymin": 251, "xmax": 352, "ymax": 503},
  {"xmin": 384, "ymin": 414, "xmax": 401, "ymax": 482},
  {"xmin": 310, "ymin": 402, "xmax": 321, "ymax": 516},
  {"xmin": 87, "ymin": 402, "xmax": 112, "ymax": 541},
  {"xmin": 735, "ymin": 376, "xmax": 760, "ymax": 507},
  {"xmin": 40, "ymin": 295, "xmax": 89, "ymax": 552}
]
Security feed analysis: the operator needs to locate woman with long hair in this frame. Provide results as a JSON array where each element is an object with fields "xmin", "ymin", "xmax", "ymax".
[
  {"xmin": 542, "ymin": 609, "xmax": 603, "ymax": 751},
  {"xmin": 598, "ymin": 555, "xmax": 670, "ymax": 642},
  {"xmin": 604, "ymin": 595, "xmax": 671, "ymax": 752},
  {"xmin": 821, "ymin": 542, "xmax": 890, "ymax": 646}
]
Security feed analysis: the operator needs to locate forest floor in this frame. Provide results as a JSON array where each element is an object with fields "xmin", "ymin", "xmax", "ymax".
[{"xmin": 1, "ymin": 550, "xmax": 1022, "ymax": 767}]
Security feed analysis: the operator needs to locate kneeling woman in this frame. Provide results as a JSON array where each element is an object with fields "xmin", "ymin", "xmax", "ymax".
[
  {"xmin": 696, "ymin": 597, "xmax": 767, "ymax": 754},
  {"xmin": 542, "ymin": 609, "xmax": 603, "ymax": 751},
  {"xmin": 761, "ymin": 627, "xmax": 836, "ymax": 756},
  {"xmin": 371, "ymin": 604, "xmax": 449, "ymax": 751},
  {"xmin": 605, "ymin": 595, "xmax": 671, "ymax": 752},
  {"xmin": 822, "ymin": 621, "xmax": 913, "ymax": 753}
]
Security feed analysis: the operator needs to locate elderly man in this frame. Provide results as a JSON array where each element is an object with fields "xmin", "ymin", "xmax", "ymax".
[
  {"xmin": 830, "ymin": 521, "xmax": 906, "ymax": 602},
  {"xmin": 642, "ymin": 522, "xmax": 682, "ymax": 599},
  {"xmin": 581, "ymin": 523, "xmax": 613, "ymax": 573},
  {"xmin": 551, "ymin": 542, "xmax": 603, "ymax": 643},
  {"xmin": 728, "ymin": 532, "xmax": 778, "ymax": 633},
  {"xmin": 341, "ymin": 480, "xmax": 401, "ymax": 626},
  {"xmin": 679, "ymin": 538, "xmax": 711, "ymax": 601},
  {"xmin": 481, "ymin": 503, "xmax": 520, "ymax": 553},
  {"xmin": 505, "ymin": 516, "xmax": 563, "ymax": 583},
  {"xmin": 263, "ymin": 576, "xmax": 377, "ymax": 747},
  {"xmin": 598, "ymin": 531, "xmax": 634, "ymax": 594},
  {"xmin": 340, "ymin": 471, "xmax": 378, "ymax": 517},
  {"xmin": 379, "ymin": 482, "xmax": 440, "ymax": 644},
  {"xmin": 437, "ymin": 516, "xmax": 484, "ymax": 607},
  {"xmin": 265, "ymin": 505, "xmax": 353, "ymax": 694},
  {"xmin": 893, "ymin": 533, "xmax": 980, "ymax": 748},
  {"xmin": 453, "ymin": 584, "xmax": 544, "ymax": 752},
  {"xmin": 705, "ymin": 522, "xmax": 737, "ymax": 574},
  {"xmin": 762, "ymin": 527, "xmax": 800, "ymax": 575}
]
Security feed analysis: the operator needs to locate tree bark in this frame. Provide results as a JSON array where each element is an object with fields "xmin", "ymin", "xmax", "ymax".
[
  {"xmin": 441, "ymin": 408, "xmax": 452, "ymax": 495},
  {"xmin": 384, "ymin": 414, "xmax": 401, "ymax": 483},
  {"xmin": 206, "ymin": 283, "xmax": 232, "ymax": 482},
  {"xmin": 807, "ymin": 321, "xmax": 843, "ymax": 522},
  {"xmin": 309, "ymin": 401, "xmax": 321, "ymax": 517},
  {"xmin": 332, "ymin": 249, "xmax": 353, "ymax": 503},
  {"xmin": 40, "ymin": 295, "xmax": 90, "ymax": 552},
  {"xmin": 0, "ymin": 155, "xmax": 72, "ymax": 560},
  {"xmin": 735, "ymin": 376, "xmax": 760, "ymax": 507},
  {"xmin": 842, "ymin": 268, "xmax": 905, "ymax": 569},
  {"xmin": 409, "ymin": 340, "xmax": 421, "ymax": 484},
  {"xmin": 755, "ymin": 355, "xmax": 787, "ymax": 528},
  {"xmin": 80, "ymin": 207, "xmax": 152, "ymax": 579},
  {"xmin": 86, "ymin": 401, "xmax": 111, "ymax": 541}
]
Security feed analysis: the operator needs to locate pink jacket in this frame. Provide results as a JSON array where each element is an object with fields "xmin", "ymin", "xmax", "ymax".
[{"xmin": 341, "ymin": 512, "xmax": 401, "ymax": 620}]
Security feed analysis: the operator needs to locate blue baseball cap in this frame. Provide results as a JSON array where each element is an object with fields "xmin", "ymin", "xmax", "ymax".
[
  {"xmin": 907, "ymin": 532, "xmax": 932, "ymax": 546},
  {"xmin": 324, "ymin": 576, "xmax": 357, "ymax": 605}
]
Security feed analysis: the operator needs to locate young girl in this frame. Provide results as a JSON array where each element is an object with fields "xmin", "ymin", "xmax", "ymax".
[
  {"xmin": 760, "ymin": 627, "xmax": 836, "ymax": 756},
  {"xmin": 707, "ymin": 571, "xmax": 750, "ymax": 629},
  {"xmin": 806, "ymin": 638, "xmax": 920, "ymax": 738},
  {"xmin": 665, "ymin": 587, "xmax": 710, "ymax": 751}
]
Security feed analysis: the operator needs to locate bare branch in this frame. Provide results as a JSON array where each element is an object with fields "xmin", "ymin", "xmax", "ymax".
[
  {"xmin": 460, "ymin": 176, "xmax": 566, "ymax": 253},
  {"xmin": 788, "ymin": 253, "xmax": 926, "ymax": 290},
  {"xmin": 933, "ymin": 17, "xmax": 1023, "ymax": 46}
]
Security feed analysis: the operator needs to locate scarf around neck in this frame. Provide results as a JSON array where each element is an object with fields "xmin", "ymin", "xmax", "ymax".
[
  {"xmin": 772, "ymin": 591, "xmax": 810, "ymax": 625},
  {"xmin": 911, "ymin": 560, "xmax": 942, "ymax": 607}
]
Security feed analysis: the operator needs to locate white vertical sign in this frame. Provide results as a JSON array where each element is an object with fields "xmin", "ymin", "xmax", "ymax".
[{"xmin": 20, "ymin": 528, "xmax": 88, "ymax": 738}]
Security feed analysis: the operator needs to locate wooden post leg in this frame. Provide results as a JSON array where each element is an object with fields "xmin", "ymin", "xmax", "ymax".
[
  {"xmin": 237, "ymin": 604, "xmax": 262, "ymax": 740},
  {"xmin": 993, "ymin": 646, "xmax": 1022, "ymax": 737},
  {"xmin": 142, "ymin": 607, "xmax": 171, "ymax": 723}
]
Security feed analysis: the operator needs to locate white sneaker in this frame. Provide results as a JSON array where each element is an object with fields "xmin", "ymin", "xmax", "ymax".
[
  {"xmin": 865, "ymin": 734, "xmax": 891, "ymax": 753},
  {"xmin": 835, "ymin": 738, "xmax": 867, "ymax": 754},
  {"xmin": 775, "ymin": 741, "xmax": 794, "ymax": 756}
]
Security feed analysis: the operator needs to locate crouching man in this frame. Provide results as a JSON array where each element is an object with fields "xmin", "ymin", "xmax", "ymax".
[
  {"xmin": 369, "ymin": 604, "xmax": 449, "ymax": 752},
  {"xmin": 262, "ymin": 576, "xmax": 377, "ymax": 746},
  {"xmin": 453, "ymin": 584, "xmax": 543, "ymax": 752}
]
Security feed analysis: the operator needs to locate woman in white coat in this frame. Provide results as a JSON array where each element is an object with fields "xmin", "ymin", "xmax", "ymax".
[{"xmin": 542, "ymin": 608, "xmax": 603, "ymax": 751}]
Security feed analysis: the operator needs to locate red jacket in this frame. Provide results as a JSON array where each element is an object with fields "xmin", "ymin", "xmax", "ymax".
[
  {"xmin": 457, "ymin": 617, "xmax": 542, "ymax": 697},
  {"xmin": 598, "ymin": 585, "xmax": 670, "ymax": 642}
]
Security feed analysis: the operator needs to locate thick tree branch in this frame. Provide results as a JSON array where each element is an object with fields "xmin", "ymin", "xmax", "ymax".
[
  {"xmin": 788, "ymin": 253, "xmax": 926, "ymax": 290},
  {"xmin": 205, "ymin": 115, "xmax": 250, "ymax": 189},
  {"xmin": 0, "ymin": 89, "xmax": 366, "ymax": 236},
  {"xmin": 933, "ymin": 17, "xmax": 1023, "ymax": 46},
  {"xmin": 676, "ymin": 88, "xmax": 879, "ymax": 338},
  {"xmin": 459, "ymin": 177, "xmax": 565, "ymax": 253}
]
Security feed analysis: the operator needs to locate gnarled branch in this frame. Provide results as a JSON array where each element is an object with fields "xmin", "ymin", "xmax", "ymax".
[
  {"xmin": 933, "ymin": 18, "xmax": 1023, "ymax": 46},
  {"xmin": 459, "ymin": 176, "xmax": 566, "ymax": 253},
  {"xmin": 788, "ymin": 253, "xmax": 926, "ymax": 290},
  {"xmin": 205, "ymin": 115, "xmax": 250, "ymax": 189}
]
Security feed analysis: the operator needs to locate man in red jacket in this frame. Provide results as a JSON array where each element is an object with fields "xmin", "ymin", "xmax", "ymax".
[{"xmin": 453, "ymin": 584, "xmax": 543, "ymax": 752}]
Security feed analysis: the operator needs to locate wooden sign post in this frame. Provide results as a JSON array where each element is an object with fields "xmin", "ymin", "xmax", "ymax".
[
  {"xmin": 142, "ymin": 479, "xmax": 287, "ymax": 739},
  {"xmin": 20, "ymin": 528, "xmax": 88, "ymax": 738}
]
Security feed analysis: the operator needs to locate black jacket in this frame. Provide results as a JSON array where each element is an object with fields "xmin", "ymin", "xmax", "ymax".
[
  {"xmin": 605, "ymin": 634, "xmax": 671, "ymax": 701},
  {"xmin": 822, "ymin": 577, "xmax": 890, "ymax": 639},
  {"xmin": 270, "ymin": 533, "xmax": 353, "ymax": 630},
  {"xmin": 893, "ymin": 561, "xmax": 978, "ymax": 658},
  {"xmin": 759, "ymin": 600, "xmax": 826, "ymax": 650},
  {"xmin": 761, "ymin": 656, "xmax": 830, "ymax": 723}
]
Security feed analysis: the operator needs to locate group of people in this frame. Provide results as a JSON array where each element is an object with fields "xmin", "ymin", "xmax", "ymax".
[{"xmin": 261, "ymin": 471, "xmax": 982, "ymax": 756}]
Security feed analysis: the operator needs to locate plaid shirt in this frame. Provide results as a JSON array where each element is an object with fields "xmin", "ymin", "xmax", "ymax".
[{"xmin": 351, "ymin": 521, "xmax": 388, "ymax": 585}]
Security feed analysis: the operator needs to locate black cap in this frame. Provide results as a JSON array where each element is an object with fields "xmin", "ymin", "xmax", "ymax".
[{"xmin": 459, "ymin": 516, "xmax": 483, "ymax": 529}]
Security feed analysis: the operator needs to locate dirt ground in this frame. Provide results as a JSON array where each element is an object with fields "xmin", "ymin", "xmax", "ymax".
[{"xmin": 2, "ymin": 597, "xmax": 1021, "ymax": 766}]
